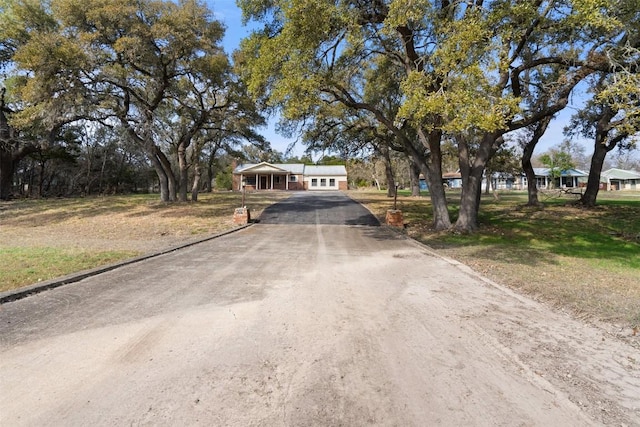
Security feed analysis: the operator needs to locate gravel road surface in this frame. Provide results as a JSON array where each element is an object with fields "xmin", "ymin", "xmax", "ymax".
[{"xmin": 1, "ymin": 192, "xmax": 638, "ymax": 426}]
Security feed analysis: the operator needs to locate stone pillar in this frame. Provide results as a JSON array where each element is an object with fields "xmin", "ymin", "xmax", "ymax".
[
  {"xmin": 385, "ymin": 209, "xmax": 404, "ymax": 227},
  {"xmin": 233, "ymin": 207, "xmax": 251, "ymax": 225}
]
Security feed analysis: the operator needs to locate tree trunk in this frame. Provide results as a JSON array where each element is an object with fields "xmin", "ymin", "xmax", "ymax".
[
  {"xmin": 408, "ymin": 157, "xmax": 421, "ymax": 196},
  {"xmin": 381, "ymin": 146, "xmax": 395, "ymax": 197},
  {"xmin": 456, "ymin": 170, "xmax": 484, "ymax": 232},
  {"xmin": 455, "ymin": 133, "xmax": 500, "ymax": 232},
  {"xmin": 0, "ymin": 150, "xmax": 13, "ymax": 200},
  {"xmin": 205, "ymin": 149, "xmax": 217, "ymax": 193},
  {"xmin": 522, "ymin": 143, "xmax": 539, "ymax": 206},
  {"xmin": 0, "ymin": 102, "xmax": 37, "ymax": 199},
  {"xmin": 580, "ymin": 142, "xmax": 608, "ymax": 207},
  {"xmin": 417, "ymin": 128, "xmax": 451, "ymax": 231},
  {"xmin": 147, "ymin": 151, "xmax": 169, "ymax": 202},
  {"xmin": 154, "ymin": 147, "xmax": 176, "ymax": 201},
  {"xmin": 522, "ymin": 117, "xmax": 550, "ymax": 206},
  {"xmin": 177, "ymin": 142, "xmax": 189, "ymax": 202},
  {"xmin": 191, "ymin": 163, "xmax": 201, "ymax": 202},
  {"xmin": 0, "ymin": 92, "xmax": 13, "ymax": 200},
  {"xmin": 205, "ymin": 163, "xmax": 213, "ymax": 192},
  {"xmin": 579, "ymin": 110, "xmax": 620, "ymax": 208}
]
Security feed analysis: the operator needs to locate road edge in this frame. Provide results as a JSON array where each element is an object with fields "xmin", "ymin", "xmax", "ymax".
[{"xmin": 0, "ymin": 223, "xmax": 254, "ymax": 304}]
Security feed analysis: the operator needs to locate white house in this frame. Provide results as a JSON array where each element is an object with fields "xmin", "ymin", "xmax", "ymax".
[
  {"xmin": 601, "ymin": 168, "xmax": 640, "ymax": 191},
  {"xmin": 533, "ymin": 168, "xmax": 588, "ymax": 189},
  {"xmin": 302, "ymin": 165, "xmax": 348, "ymax": 191},
  {"xmin": 232, "ymin": 162, "xmax": 348, "ymax": 191}
]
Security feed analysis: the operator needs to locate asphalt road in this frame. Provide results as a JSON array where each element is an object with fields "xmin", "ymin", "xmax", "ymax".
[
  {"xmin": 1, "ymin": 191, "xmax": 638, "ymax": 426},
  {"xmin": 259, "ymin": 192, "xmax": 380, "ymax": 225}
]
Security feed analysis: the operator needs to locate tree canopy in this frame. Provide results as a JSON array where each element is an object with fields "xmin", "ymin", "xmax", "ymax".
[
  {"xmin": 1, "ymin": 0, "xmax": 639, "ymax": 232},
  {"xmin": 237, "ymin": 0, "xmax": 639, "ymax": 231},
  {"xmin": 1, "ymin": 0, "xmax": 268, "ymax": 201}
]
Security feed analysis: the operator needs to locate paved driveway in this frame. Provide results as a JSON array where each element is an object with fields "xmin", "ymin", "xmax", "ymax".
[
  {"xmin": 1, "ymin": 192, "xmax": 638, "ymax": 426},
  {"xmin": 259, "ymin": 191, "xmax": 379, "ymax": 225}
]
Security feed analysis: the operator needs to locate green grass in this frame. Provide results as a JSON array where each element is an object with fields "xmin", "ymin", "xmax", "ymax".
[
  {"xmin": 477, "ymin": 195, "xmax": 636, "ymax": 267},
  {"xmin": 388, "ymin": 190, "xmax": 640, "ymax": 269},
  {"xmin": 0, "ymin": 247, "xmax": 139, "ymax": 293}
]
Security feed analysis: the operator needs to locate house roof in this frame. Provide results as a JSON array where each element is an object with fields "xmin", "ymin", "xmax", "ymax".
[
  {"xmin": 601, "ymin": 168, "xmax": 640, "ymax": 180},
  {"xmin": 234, "ymin": 162, "xmax": 304, "ymax": 174},
  {"xmin": 304, "ymin": 165, "xmax": 347, "ymax": 176},
  {"xmin": 533, "ymin": 168, "xmax": 588, "ymax": 177},
  {"xmin": 233, "ymin": 162, "xmax": 346, "ymax": 176}
]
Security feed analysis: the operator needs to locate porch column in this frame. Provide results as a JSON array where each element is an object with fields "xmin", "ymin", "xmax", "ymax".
[
  {"xmin": 286, "ymin": 173, "xmax": 289, "ymax": 190},
  {"xmin": 240, "ymin": 173, "xmax": 244, "ymax": 191},
  {"xmin": 271, "ymin": 173, "xmax": 274, "ymax": 190},
  {"xmin": 256, "ymin": 173, "xmax": 259, "ymax": 190}
]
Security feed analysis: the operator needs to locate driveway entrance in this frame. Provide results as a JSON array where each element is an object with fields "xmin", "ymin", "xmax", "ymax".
[{"xmin": 259, "ymin": 191, "xmax": 380, "ymax": 225}]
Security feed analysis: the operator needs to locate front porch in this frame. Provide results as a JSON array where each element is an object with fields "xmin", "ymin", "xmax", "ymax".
[
  {"xmin": 239, "ymin": 173, "xmax": 300, "ymax": 191},
  {"xmin": 233, "ymin": 162, "xmax": 306, "ymax": 191}
]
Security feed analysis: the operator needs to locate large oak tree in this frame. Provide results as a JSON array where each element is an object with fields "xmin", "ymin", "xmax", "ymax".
[
  {"xmin": 4, "ymin": 0, "xmax": 266, "ymax": 202},
  {"xmin": 238, "ymin": 0, "xmax": 636, "ymax": 232}
]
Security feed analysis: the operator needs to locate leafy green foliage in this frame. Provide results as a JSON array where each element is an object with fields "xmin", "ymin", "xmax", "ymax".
[
  {"xmin": 215, "ymin": 168, "xmax": 233, "ymax": 190},
  {"xmin": 2, "ymin": 0, "xmax": 268, "ymax": 202},
  {"xmin": 539, "ymin": 149, "xmax": 575, "ymax": 184}
]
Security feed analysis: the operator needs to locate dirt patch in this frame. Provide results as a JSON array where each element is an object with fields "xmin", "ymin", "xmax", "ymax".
[
  {"xmin": 348, "ymin": 190, "xmax": 640, "ymax": 337},
  {"xmin": 1, "ymin": 222, "xmax": 639, "ymax": 425}
]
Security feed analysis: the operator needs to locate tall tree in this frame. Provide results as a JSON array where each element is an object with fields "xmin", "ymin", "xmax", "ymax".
[
  {"xmin": 568, "ymin": 73, "xmax": 640, "ymax": 206},
  {"xmin": 0, "ymin": 0, "xmax": 62, "ymax": 199},
  {"xmin": 9, "ymin": 0, "xmax": 231, "ymax": 202},
  {"xmin": 238, "ymin": 0, "xmax": 625, "ymax": 232}
]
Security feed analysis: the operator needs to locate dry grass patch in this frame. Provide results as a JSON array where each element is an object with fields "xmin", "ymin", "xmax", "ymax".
[{"xmin": 0, "ymin": 191, "xmax": 289, "ymax": 292}]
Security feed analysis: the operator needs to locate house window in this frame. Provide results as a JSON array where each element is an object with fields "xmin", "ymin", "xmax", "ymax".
[
  {"xmin": 329, "ymin": 178, "xmax": 335, "ymax": 186},
  {"xmin": 289, "ymin": 175, "xmax": 297, "ymax": 182},
  {"xmin": 274, "ymin": 176, "xmax": 281, "ymax": 184},
  {"xmin": 320, "ymin": 178, "xmax": 327, "ymax": 186},
  {"xmin": 311, "ymin": 178, "xmax": 318, "ymax": 187}
]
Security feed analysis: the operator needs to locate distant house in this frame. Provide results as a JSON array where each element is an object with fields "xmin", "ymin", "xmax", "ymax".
[
  {"xmin": 442, "ymin": 172, "xmax": 462, "ymax": 188},
  {"xmin": 420, "ymin": 171, "xmax": 517, "ymax": 190},
  {"xmin": 418, "ymin": 172, "xmax": 462, "ymax": 189},
  {"xmin": 485, "ymin": 172, "xmax": 524, "ymax": 191},
  {"xmin": 533, "ymin": 168, "xmax": 588, "ymax": 189},
  {"xmin": 232, "ymin": 162, "xmax": 348, "ymax": 191},
  {"xmin": 417, "ymin": 168, "xmax": 593, "ymax": 191},
  {"xmin": 601, "ymin": 168, "xmax": 640, "ymax": 191}
]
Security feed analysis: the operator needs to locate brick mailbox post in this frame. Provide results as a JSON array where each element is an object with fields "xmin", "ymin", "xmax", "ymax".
[
  {"xmin": 385, "ymin": 209, "xmax": 404, "ymax": 227},
  {"xmin": 233, "ymin": 207, "xmax": 250, "ymax": 225},
  {"xmin": 233, "ymin": 181, "xmax": 250, "ymax": 225},
  {"xmin": 385, "ymin": 184, "xmax": 404, "ymax": 227}
]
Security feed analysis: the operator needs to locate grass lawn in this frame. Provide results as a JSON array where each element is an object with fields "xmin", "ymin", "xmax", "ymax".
[
  {"xmin": 349, "ymin": 189, "xmax": 640, "ymax": 329},
  {"xmin": 0, "ymin": 191, "xmax": 288, "ymax": 293}
]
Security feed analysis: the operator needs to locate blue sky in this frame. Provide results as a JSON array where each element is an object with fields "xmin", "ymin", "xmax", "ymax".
[
  {"xmin": 206, "ymin": 1, "xmax": 587, "ymax": 160},
  {"xmin": 206, "ymin": 1, "xmax": 305, "ymax": 157}
]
